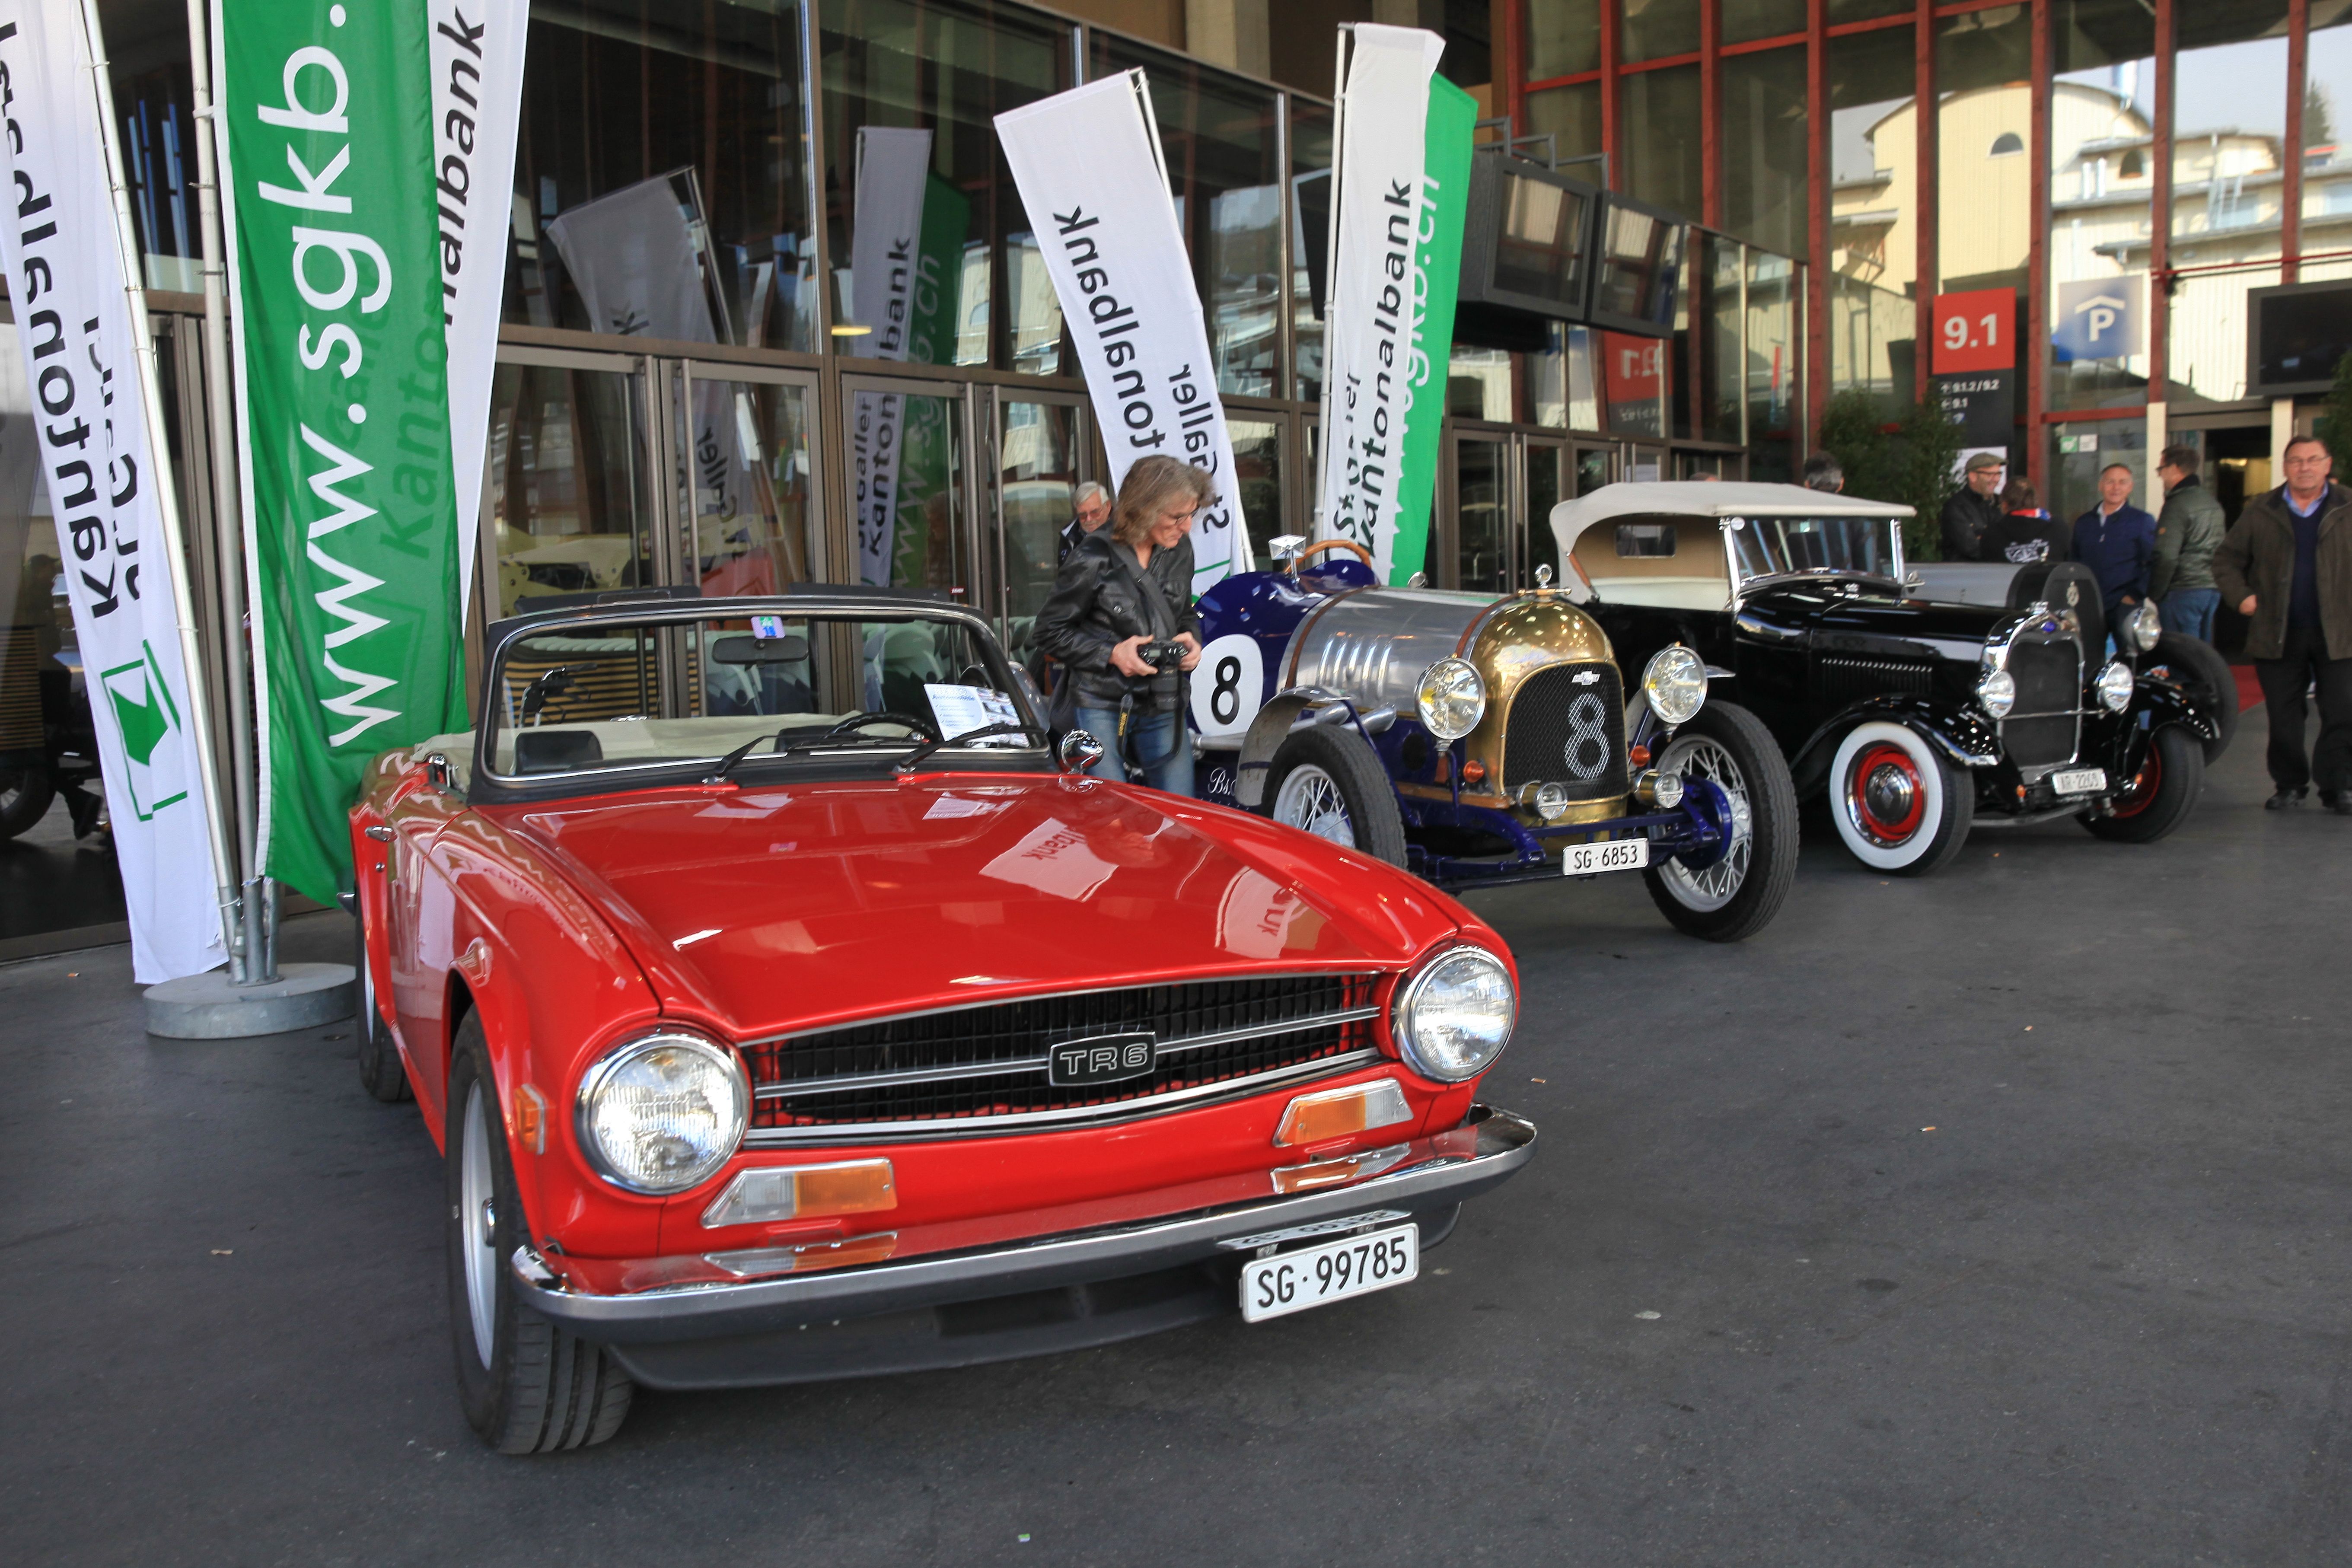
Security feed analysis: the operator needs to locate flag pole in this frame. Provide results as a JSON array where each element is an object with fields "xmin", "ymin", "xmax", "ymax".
[
  {"xmin": 182, "ymin": 0, "xmax": 265, "ymax": 982},
  {"xmin": 77, "ymin": 0, "xmax": 241, "ymax": 975}
]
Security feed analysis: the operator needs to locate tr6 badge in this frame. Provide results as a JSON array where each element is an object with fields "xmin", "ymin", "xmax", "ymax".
[{"xmin": 1047, "ymin": 1032, "xmax": 1158, "ymax": 1087}]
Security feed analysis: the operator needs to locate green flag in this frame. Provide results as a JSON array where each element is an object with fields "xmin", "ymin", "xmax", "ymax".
[
  {"xmin": 1386, "ymin": 77, "xmax": 1476, "ymax": 585},
  {"xmin": 215, "ymin": 2, "xmax": 465, "ymax": 905}
]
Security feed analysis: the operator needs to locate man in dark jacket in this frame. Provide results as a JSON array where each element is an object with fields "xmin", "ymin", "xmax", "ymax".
[
  {"xmin": 1939, "ymin": 451, "xmax": 2005, "ymax": 560},
  {"xmin": 2150, "ymin": 445, "xmax": 2225, "ymax": 641},
  {"xmin": 2071, "ymin": 462, "xmax": 2157, "ymax": 617},
  {"xmin": 1033, "ymin": 456, "xmax": 1207, "ymax": 794},
  {"xmin": 1055, "ymin": 481, "xmax": 1112, "ymax": 566},
  {"xmin": 1978, "ymin": 478, "xmax": 2071, "ymax": 565},
  {"xmin": 2215, "ymin": 435, "xmax": 2352, "ymax": 813}
]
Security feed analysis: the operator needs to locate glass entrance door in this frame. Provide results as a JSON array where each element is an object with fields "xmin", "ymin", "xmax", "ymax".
[
  {"xmin": 991, "ymin": 390, "xmax": 1087, "ymax": 665},
  {"xmin": 1452, "ymin": 433, "xmax": 1510, "ymax": 595},
  {"xmin": 674, "ymin": 362, "xmax": 819, "ymax": 596},
  {"xmin": 840, "ymin": 375, "xmax": 974, "ymax": 606},
  {"xmin": 483, "ymin": 348, "xmax": 657, "ymax": 620},
  {"xmin": 1525, "ymin": 440, "xmax": 1568, "ymax": 585}
]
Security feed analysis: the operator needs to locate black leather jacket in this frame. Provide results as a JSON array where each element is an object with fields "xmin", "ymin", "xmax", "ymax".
[{"xmin": 1033, "ymin": 531, "xmax": 1199, "ymax": 709}]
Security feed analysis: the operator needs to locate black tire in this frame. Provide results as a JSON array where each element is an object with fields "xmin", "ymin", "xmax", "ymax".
[
  {"xmin": 446, "ymin": 1015, "xmax": 633, "ymax": 1453},
  {"xmin": 0, "ymin": 764, "xmax": 56, "ymax": 841},
  {"xmin": 1641, "ymin": 702, "xmax": 1800, "ymax": 942},
  {"xmin": 2146, "ymin": 632, "xmax": 2238, "ymax": 763},
  {"xmin": 353, "ymin": 903, "xmax": 411, "ymax": 1103},
  {"xmin": 2081, "ymin": 724, "xmax": 2205, "ymax": 844},
  {"xmin": 1259, "ymin": 723, "xmax": 1408, "ymax": 867},
  {"xmin": 1827, "ymin": 720, "xmax": 1975, "ymax": 876}
]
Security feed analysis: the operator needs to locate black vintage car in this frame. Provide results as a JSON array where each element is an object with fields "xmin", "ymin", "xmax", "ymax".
[{"xmin": 1547, "ymin": 483, "xmax": 2236, "ymax": 875}]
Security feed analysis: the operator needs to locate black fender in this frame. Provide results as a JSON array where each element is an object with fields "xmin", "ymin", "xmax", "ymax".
[
  {"xmin": 1787, "ymin": 695, "xmax": 2001, "ymax": 797},
  {"xmin": 1233, "ymin": 686, "xmax": 1358, "ymax": 809},
  {"xmin": 2128, "ymin": 679, "xmax": 2222, "ymax": 746}
]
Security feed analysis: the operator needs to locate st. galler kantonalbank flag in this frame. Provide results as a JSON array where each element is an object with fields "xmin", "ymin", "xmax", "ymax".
[
  {"xmin": 995, "ymin": 73, "xmax": 1253, "ymax": 595},
  {"xmin": 215, "ymin": 0, "xmax": 472, "ymax": 907},
  {"xmin": 0, "ymin": 3, "xmax": 228, "ymax": 980},
  {"xmin": 1316, "ymin": 25, "xmax": 1475, "ymax": 585}
]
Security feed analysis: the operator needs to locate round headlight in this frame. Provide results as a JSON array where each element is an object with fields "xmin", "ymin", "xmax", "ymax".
[
  {"xmin": 1392, "ymin": 946, "xmax": 1516, "ymax": 1082},
  {"xmin": 1641, "ymin": 645, "xmax": 1707, "ymax": 727},
  {"xmin": 2096, "ymin": 658, "xmax": 2135, "ymax": 712},
  {"xmin": 1977, "ymin": 667, "xmax": 2016, "ymax": 719},
  {"xmin": 1415, "ymin": 657, "xmax": 1487, "ymax": 741},
  {"xmin": 2125, "ymin": 599, "xmax": 2163, "ymax": 653},
  {"xmin": 576, "ymin": 1031, "xmax": 749, "ymax": 1194}
]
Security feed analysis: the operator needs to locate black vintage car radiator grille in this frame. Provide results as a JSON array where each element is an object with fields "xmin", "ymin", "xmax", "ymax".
[
  {"xmin": 1504, "ymin": 661, "xmax": 1627, "ymax": 800},
  {"xmin": 1815, "ymin": 653, "xmax": 1935, "ymax": 703},
  {"xmin": 743, "ymin": 973, "xmax": 1382, "ymax": 1136},
  {"xmin": 2000, "ymin": 631, "xmax": 2082, "ymax": 770}
]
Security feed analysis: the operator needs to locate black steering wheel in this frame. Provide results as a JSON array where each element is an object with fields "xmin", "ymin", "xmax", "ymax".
[{"xmin": 816, "ymin": 711, "xmax": 938, "ymax": 743}]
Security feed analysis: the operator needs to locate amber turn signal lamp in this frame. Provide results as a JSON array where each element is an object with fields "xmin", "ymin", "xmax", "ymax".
[
  {"xmin": 1461, "ymin": 759, "xmax": 1488, "ymax": 784},
  {"xmin": 700, "ymin": 1159, "xmax": 897, "ymax": 1229},
  {"xmin": 511, "ymin": 1084, "xmax": 547, "ymax": 1155},
  {"xmin": 1270, "ymin": 1143, "xmax": 1411, "ymax": 1194},
  {"xmin": 1629, "ymin": 743, "xmax": 1652, "ymax": 767},
  {"xmin": 704, "ymin": 1231, "xmax": 899, "ymax": 1278},
  {"xmin": 1273, "ymin": 1079, "xmax": 1412, "ymax": 1148}
]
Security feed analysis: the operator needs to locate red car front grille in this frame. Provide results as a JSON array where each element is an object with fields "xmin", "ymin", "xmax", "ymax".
[{"xmin": 742, "ymin": 973, "xmax": 1383, "ymax": 1138}]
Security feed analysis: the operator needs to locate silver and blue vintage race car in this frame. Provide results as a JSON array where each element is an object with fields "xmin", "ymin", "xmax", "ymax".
[{"xmin": 1177, "ymin": 538, "xmax": 1800, "ymax": 942}]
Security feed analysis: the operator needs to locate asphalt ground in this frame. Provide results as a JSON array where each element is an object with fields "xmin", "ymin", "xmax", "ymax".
[{"xmin": 4, "ymin": 705, "xmax": 2348, "ymax": 1567}]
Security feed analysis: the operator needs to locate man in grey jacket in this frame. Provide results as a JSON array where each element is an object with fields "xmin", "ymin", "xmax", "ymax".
[
  {"xmin": 2150, "ymin": 445, "xmax": 2225, "ymax": 640},
  {"xmin": 2214, "ymin": 436, "xmax": 2352, "ymax": 813}
]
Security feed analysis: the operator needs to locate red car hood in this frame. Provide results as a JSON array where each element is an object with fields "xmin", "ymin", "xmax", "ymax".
[{"xmin": 492, "ymin": 774, "xmax": 1464, "ymax": 1039}]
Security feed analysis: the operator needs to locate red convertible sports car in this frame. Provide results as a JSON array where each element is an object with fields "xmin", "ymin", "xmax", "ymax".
[{"xmin": 350, "ymin": 587, "xmax": 1535, "ymax": 1453}]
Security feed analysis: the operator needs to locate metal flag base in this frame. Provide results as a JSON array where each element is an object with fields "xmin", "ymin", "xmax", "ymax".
[{"xmin": 144, "ymin": 962, "xmax": 356, "ymax": 1039}]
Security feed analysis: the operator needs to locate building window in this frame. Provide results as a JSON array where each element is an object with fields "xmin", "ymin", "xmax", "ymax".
[{"xmin": 1989, "ymin": 132, "xmax": 2025, "ymax": 157}]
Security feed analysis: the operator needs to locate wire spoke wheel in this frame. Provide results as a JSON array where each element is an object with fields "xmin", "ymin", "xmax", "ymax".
[
  {"xmin": 1654, "ymin": 733, "xmax": 1750, "ymax": 912},
  {"xmin": 1271, "ymin": 762, "xmax": 1358, "ymax": 848}
]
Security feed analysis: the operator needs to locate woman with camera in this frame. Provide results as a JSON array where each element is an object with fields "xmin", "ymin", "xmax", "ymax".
[{"xmin": 1033, "ymin": 454, "xmax": 1209, "ymax": 793}]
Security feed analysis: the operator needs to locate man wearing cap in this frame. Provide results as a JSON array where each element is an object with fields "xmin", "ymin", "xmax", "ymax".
[{"xmin": 1940, "ymin": 453, "xmax": 2006, "ymax": 560}]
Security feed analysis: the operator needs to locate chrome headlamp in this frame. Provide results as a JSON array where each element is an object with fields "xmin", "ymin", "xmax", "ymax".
[
  {"xmin": 2123, "ymin": 599, "xmax": 2163, "ymax": 653},
  {"xmin": 1415, "ymin": 657, "xmax": 1487, "ymax": 741},
  {"xmin": 1391, "ymin": 945, "xmax": 1516, "ymax": 1082},
  {"xmin": 1977, "ymin": 668, "xmax": 2017, "ymax": 719},
  {"xmin": 576, "ymin": 1030, "xmax": 750, "ymax": 1194},
  {"xmin": 1641, "ymin": 645, "xmax": 1708, "ymax": 727},
  {"xmin": 2096, "ymin": 659, "xmax": 2135, "ymax": 712}
]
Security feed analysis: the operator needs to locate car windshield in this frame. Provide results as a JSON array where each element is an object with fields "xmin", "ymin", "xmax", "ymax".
[
  {"xmin": 1730, "ymin": 516, "xmax": 1902, "ymax": 582},
  {"xmin": 479, "ymin": 608, "xmax": 1042, "ymax": 787}
]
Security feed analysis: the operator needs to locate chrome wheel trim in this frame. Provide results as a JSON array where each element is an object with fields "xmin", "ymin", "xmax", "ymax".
[
  {"xmin": 1654, "ymin": 733, "xmax": 1751, "ymax": 912},
  {"xmin": 1271, "ymin": 763, "xmax": 1358, "ymax": 848},
  {"xmin": 459, "ymin": 1080, "xmax": 498, "ymax": 1370}
]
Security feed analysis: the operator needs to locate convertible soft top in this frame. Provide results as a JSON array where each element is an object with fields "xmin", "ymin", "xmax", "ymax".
[{"xmin": 1548, "ymin": 481, "xmax": 1915, "ymax": 555}]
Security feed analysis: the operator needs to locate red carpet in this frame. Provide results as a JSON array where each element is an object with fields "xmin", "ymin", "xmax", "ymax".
[{"xmin": 2234, "ymin": 664, "xmax": 2263, "ymax": 712}]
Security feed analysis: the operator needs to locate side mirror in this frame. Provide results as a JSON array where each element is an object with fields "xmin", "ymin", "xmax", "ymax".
[
  {"xmin": 424, "ymin": 752, "xmax": 453, "ymax": 790},
  {"xmin": 1057, "ymin": 729, "xmax": 1106, "ymax": 774}
]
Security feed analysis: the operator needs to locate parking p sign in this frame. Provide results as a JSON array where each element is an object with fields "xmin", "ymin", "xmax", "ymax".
[{"xmin": 2053, "ymin": 276, "xmax": 2144, "ymax": 362}]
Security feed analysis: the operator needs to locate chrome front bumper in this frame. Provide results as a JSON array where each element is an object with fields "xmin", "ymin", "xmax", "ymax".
[{"xmin": 512, "ymin": 1106, "xmax": 1535, "ymax": 1353}]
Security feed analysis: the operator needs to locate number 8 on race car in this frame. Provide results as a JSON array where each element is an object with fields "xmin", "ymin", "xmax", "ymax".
[{"xmin": 1189, "ymin": 633, "xmax": 1265, "ymax": 742}]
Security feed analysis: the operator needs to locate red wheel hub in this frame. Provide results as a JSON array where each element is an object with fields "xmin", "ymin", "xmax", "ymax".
[
  {"xmin": 1848, "ymin": 743, "xmax": 1927, "ymax": 846},
  {"xmin": 2110, "ymin": 742, "xmax": 2162, "ymax": 818}
]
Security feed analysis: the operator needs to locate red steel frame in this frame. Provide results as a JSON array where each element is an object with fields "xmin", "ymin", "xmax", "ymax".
[{"xmin": 1506, "ymin": 0, "xmax": 2339, "ymax": 470}]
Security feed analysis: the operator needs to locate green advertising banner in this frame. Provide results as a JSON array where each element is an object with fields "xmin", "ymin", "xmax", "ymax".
[
  {"xmin": 215, "ymin": 1, "xmax": 465, "ymax": 905},
  {"xmin": 1388, "ymin": 76, "xmax": 1476, "ymax": 585},
  {"xmin": 890, "ymin": 173, "xmax": 973, "ymax": 589}
]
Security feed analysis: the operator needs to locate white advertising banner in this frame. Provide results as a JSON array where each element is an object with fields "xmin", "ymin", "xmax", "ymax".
[
  {"xmin": 429, "ymin": 0, "xmax": 528, "ymax": 609},
  {"xmin": 848, "ymin": 127, "xmax": 930, "ymax": 586},
  {"xmin": 995, "ymin": 73, "xmax": 1252, "ymax": 594},
  {"xmin": 0, "ymin": 5, "xmax": 226, "ymax": 979}
]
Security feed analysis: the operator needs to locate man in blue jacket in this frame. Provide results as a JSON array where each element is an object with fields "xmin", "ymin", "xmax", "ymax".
[{"xmin": 2072, "ymin": 462, "xmax": 2157, "ymax": 617}]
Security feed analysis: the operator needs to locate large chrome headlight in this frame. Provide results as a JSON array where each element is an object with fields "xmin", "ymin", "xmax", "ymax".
[
  {"xmin": 1391, "ymin": 946, "xmax": 1516, "ymax": 1082},
  {"xmin": 576, "ymin": 1031, "xmax": 749, "ymax": 1194},
  {"xmin": 2096, "ymin": 659, "xmax": 2135, "ymax": 712},
  {"xmin": 1977, "ymin": 668, "xmax": 2016, "ymax": 719},
  {"xmin": 1641, "ymin": 645, "xmax": 1708, "ymax": 727},
  {"xmin": 1415, "ymin": 657, "xmax": 1487, "ymax": 741},
  {"xmin": 2123, "ymin": 599, "xmax": 2163, "ymax": 653}
]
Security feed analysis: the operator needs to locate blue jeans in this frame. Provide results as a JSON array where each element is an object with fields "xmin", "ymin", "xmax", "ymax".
[
  {"xmin": 1074, "ymin": 704, "xmax": 1194, "ymax": 796},
  {"xmin": 2161, "ymin": 587, "xmax": 2220, "ymax": 642}
]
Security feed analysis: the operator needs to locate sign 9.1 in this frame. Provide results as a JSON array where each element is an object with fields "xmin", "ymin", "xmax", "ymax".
[
  {"xmin": 1931, "ymin": 287, "xmax": 2014, "ymax": 374},
  {"xmin": 1943, "ymin": 312, "xmax": 1999, "ymax": 353}
]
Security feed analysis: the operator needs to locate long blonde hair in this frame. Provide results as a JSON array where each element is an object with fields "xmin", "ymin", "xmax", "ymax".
[{"xmin": 1111, "ymin": 455, "xmax": 1215, "ymax": 546}]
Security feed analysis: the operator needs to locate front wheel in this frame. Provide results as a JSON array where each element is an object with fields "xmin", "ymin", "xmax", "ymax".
[
  {"xmin": 1827, "ymin": 720, "xmax": 1974, "ymax": 876},
  {"xmin": 0, "ymin": 764, "xmax": 56, "ymax": 841},
  {"xmin": 1643, "ymin": 702, "xmax": 1799, "ymax": 941},
  {"xmin": 1259, "ymin": 723, "xmax": 1407, "ymax": 867},
  {"xmin": 2081, "ymin": 724, "xmax": 2204, "ymax": 843},
  {"xmin": 446, "ymin": 1015, "xmax": 633, "ymax": 1453}
]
